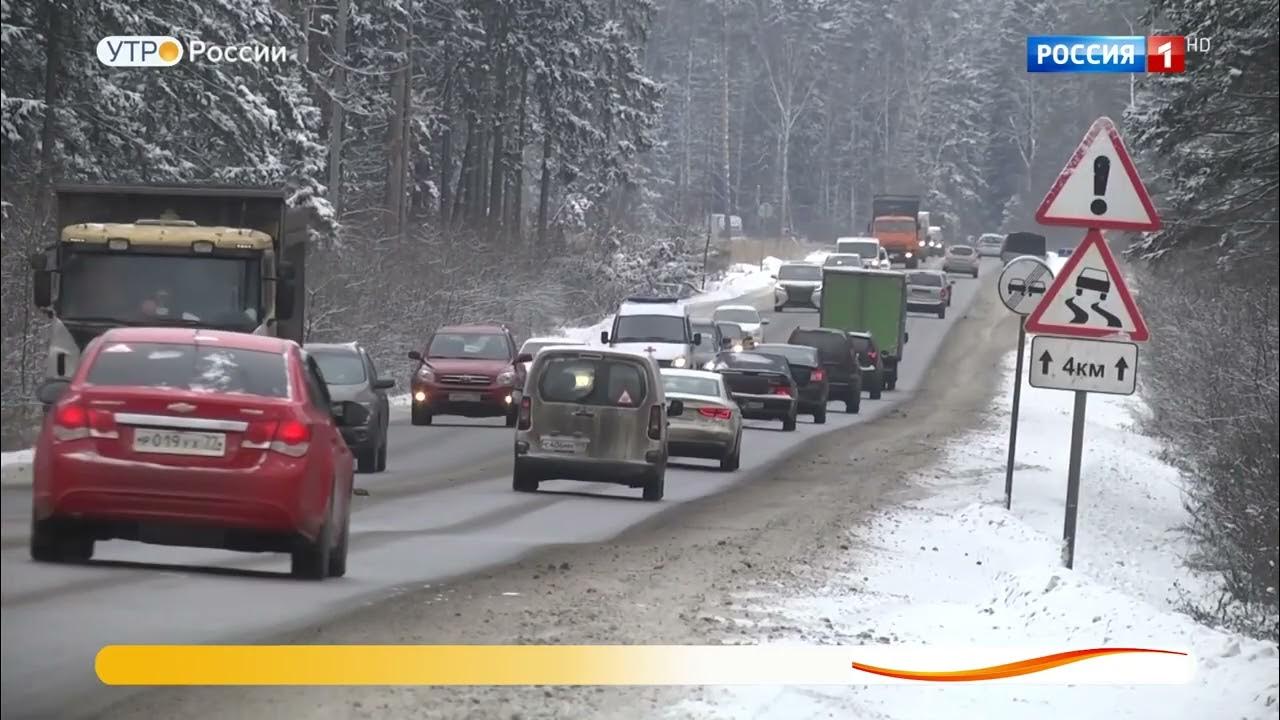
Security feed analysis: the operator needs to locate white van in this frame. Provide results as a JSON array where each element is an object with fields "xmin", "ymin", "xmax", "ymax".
[
  {"xmin": 835, "ymin": 237, "xmax": 890, "ymax": 269},
  {"xmin": 601, "ymin": 296, "xmax": 701, "ymax": 369}
]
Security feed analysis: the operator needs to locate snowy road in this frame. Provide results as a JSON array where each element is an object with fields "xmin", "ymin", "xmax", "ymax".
[{"xmin": 1, "ymin": 257, "xmax": 995, "ymax": 720}]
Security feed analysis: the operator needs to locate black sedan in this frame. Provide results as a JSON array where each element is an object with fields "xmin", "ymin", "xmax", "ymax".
[
  {"xmin": 753, "ymin": 343, "xmax": 829, "ymax": 424},
  {"xmin": 708, "ymin": 351, "xmax": 799, "ymax": 431},
  {"xmin": 306, "ymin": 341, "xmax": 396, "ymax": 473}
]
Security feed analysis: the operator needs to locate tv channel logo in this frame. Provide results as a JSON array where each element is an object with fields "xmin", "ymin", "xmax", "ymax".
[
  {"xmin": 1027, "ymin": 36, "xmax": 1146, "ymax": 73},
  {"xmin": 97, "ymin": 36, "xmax": 184, "ymax": 67}
]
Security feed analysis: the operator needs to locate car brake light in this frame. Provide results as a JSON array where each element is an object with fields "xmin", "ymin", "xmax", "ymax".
[
  {"xmin": 697, "ymin": 407, "xmax": 732, "ymax": 420},
  {"xmin": 809, "ymin": 368, "xmax": 825, "ymax": 382},
  {"xmin": 517, "ymin": 396, "xmax": 532, "ymax": 430},
  {"xmin": 52, "ymin": 402, "xmax": 117, "ymax": 441},
  {"xmin": 771, "ymin": 382, "xmax": 792, "ymax": 396},
  {"xmin": 647, "ymin": 405, "xmax": 663, "ymax": 440},
  {"xmin": 867, "ymin": 350, "xmax": 878, "ymax": 361},
  {"xmin": 271, "ymin": 420, "xmax": 311, "ymax": 457}
]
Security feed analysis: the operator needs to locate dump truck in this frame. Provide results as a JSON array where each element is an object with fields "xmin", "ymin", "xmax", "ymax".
[
  {"xmin": 868, "ymin": 194, "xmax": 922, "ymax": 269},
  {"xmin": 29, "ymin": 183, "xmax": 310, "ymax": 385},
  {"xmin": 818, "ymin": 265, "xmax": 909, "ymax": 390}
]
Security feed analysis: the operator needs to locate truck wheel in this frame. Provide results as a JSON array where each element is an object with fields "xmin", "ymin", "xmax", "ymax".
[
  {"xmin": 774, "ymin": 304, "xmax": 784, "ymax": 312},
  {"xmin": 813, "ymin": 405, "xmax": 827, "ymax": 424},
  {"xmin": 886, "ymin": 373, "xmax": 897, "ymax": 391},
  {"xmin": 642, "ymin": 468, "xmax": 666, "ymax": 501},
  {"xmin": 782, "ymin": 413, "xmax": 797, "ymax": 432},
  {"xmin": 411, "ymin": 405, "xmax": 432, "ymax": 426}
]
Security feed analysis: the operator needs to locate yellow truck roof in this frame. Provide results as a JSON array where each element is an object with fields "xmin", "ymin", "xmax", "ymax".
[{"xmin": 60, "ymin": 222, "xmax": 274, "ymax": 250}]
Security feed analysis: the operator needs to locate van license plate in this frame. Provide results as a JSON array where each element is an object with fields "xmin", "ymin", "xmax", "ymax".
[
  {"xmin": 133, "ymin": 429, "xmax": 227, "ymax": 457},
  {"xmin": 541, "ymin": 437, "xmax": 580, "ymax": 454},
  {"xmin": 449, "ymin": 392, "xmax": 481, "ymax": 402}
]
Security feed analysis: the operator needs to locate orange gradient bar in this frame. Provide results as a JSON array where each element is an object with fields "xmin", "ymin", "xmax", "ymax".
[{"xmin": 95, "ymin": 645, "xmax": 1193, "ymax": 686}]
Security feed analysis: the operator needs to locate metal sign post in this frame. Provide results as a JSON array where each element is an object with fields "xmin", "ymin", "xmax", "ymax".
[
  {"xmin": 996, "ymin": 256, "xmax": 1054, "ymax": 509},
  {"xmin": 1032, "ymin": 115, "xmax": 1159, "ymax": 569}
]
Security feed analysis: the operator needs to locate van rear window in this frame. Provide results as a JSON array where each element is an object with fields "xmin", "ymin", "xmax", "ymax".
[
  {"xmin": 537, "ymin": 357, "xmax": 648, "ymax": 407},
  {"xmin": 86, "ymin": 342, "xmax": 290, "ymax": 398}
]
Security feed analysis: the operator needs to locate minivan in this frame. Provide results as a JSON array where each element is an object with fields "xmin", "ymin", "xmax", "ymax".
[
  {"xmin": 1000, "ymin": 232, "xmax": 1048, "ymax": 264},
  {"xmin": 512, "ymin": 347, "xmax": 683, "ymax": 501}
]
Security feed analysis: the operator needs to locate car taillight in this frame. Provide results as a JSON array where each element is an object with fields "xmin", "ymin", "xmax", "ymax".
[
  {"xmin": 809, "ymin": 368, "xmax": 825, "ymax": 382},
  {"xmin": 52, "ymin": 402, "xmax": 117, "ymax": 441},
  {"xmin": 697, "ymin": 407, "xmax": 732, "ymax": 420},
  {"xmin": 771, "ymin": 382, "xmax": 792, "ymax": 396},
  {"xmin": 241, "ymin": 420, "xmax": 278, "ymax": 450},
  {"xmin": 517, "ymin": 396, "xmax": 532, "ymax": 430},
  {"xmin": 264, "ymin": 419, "xmax": 310, "ymax": 457},
  {"xmin": 647, "ymin": 405, "xmax": 663, "ymax": 440},
  {"xmin": 867, "ymin": 350, "xmax": 878, "ymax": 362}
]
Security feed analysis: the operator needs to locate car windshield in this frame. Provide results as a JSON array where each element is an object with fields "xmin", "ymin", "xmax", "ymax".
[
  {"xmin": 908, "ymin": 272, "xmax": 943, "ymax": 287},
  {"xmin": 777, "ymin": 264, "xmax": 821, "ymax": 281},
  {"xmin": 662, "ymin": 374, "xmax": 722, "ymax": 398},
  {"xmin": 692, "ymin": 322, "xmax": 718, "ymax": 337},
  {"xmin": 837, "ymin": 241, "xmax": 879, "ymax": 257},
  {"xmin": 950, "ymin": 246, "xmax": 975, "ymax": 256},
  {"xmin": 873, "ymin": 219, "xmax": 915, "ymax": 234},
  {"xmin": 612, "ymin": 314, "xmax": 687, "ymax": 344},
  {"xmin": 57, "ymin": 251, "xmax": 261, "ymax": 329},
  {"xmin": 713, "ymin": 308, "xmax": 758, "ymax": 324},
  {"xmin": 310, "ymin": 349, "xmax": 366, "ymax": 385},
  {"xmin": 85, "ymin": 341, "xmax": 289, "ymax": 398},
  {"xmin": 428, "ymin": 333, "xmax": 510, "ymax": 360},
  {"xmin": 825, "ymin": 254, "xmax": 863, "ymax": 267},
  {"xmin": 538, "ymin": 357, "xmax": 648, "ymax": 407},
  {"xmin": 753, "ymin": 344, "xmax": 819, "ymax": 366}
]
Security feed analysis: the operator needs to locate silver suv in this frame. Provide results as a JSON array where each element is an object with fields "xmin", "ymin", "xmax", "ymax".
[{"xmin": 513, "ymin": 347, "xmax": 684, "ymax": 501}]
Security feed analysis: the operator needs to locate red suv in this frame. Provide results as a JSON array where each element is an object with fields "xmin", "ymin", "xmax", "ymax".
[{"xmin": 408, "ymin": 324, "xmax": 524, "ymax": 426}]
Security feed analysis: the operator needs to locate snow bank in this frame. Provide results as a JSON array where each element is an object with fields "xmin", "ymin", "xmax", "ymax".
[{"xmin": 672, "ymin": 351, "xmax": 1279, "ymax": 720}]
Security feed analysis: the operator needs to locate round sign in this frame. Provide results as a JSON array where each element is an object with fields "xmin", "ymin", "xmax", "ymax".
[
  {"xmin": 757, "ymin": 202, "xmax": 774, "ymax": 219},
  {"xmin": 998, "ymin": 256, "xmax": 1055, "ymax": 315}
]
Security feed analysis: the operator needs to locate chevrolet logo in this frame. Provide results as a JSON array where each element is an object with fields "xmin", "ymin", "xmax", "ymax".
[{"xmin": 167, "ymin": 402, "xmax": 196, "ymax": 413}]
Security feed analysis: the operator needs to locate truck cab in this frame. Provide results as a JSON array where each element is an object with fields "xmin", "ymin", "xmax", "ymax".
[{"xmin": 869, "ymin": 194, "xmax": 923, "ymax": 269}]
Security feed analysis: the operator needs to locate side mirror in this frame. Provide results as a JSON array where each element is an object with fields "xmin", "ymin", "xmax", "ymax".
[
  {"xmin": 331, "ymin": 400, "xmax": 368, "ymax": 427},
  {"xmin": 950, "ymin": 280, "xmax": 956, "ymax": 286},
  {"xmin": 769, "ymin": 274, "xmax": 777, "ymax": 280},
  {"xmin": 761, "ymin": 318, "xmax": 770, "ymax": 325},
  {"xmin": 373, "ymin": 378, "xmax": 395, "ymax": 390},
  {"xmin": 36, "ymin": 379, "xmax": 70, "ymax": 405},
  {"xmin": 904, "ymin": 332, "xmax": 910, "ymax": 344},
  {"xmin": 28, "ymin": 252, "xmax": 47, "ymax": 271},
  {"xmin": 515, "ymin": 353, "xmax": 533, "ymax": 364},
  {"xmin": 33, "ymin": 270, "xmax": 52, "ymax": 309},
  {"xmin": 667, "ymin": 399, "xmax": 684, "ymax": 417},
  {"xmin": 407, "ymin": 350, "xmax": 423, "ymax": 361},
  {"xmin": 692, "ymin": 332, "xmax": 702, "ymax": 346},
  {"xmin": 600, "ymin": 331, "xmax": 609, "ymax": 344}
]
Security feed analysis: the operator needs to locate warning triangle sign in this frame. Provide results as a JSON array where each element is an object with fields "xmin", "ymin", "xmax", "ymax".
[
  {"xmin": 617, "ymin": 389, "xmax": 633, "ymax": 405},
  {"xmin": 1025, "ymin": 229, "xmax": 1149, "ymax": 342},
  {"xmin": 1035, "ymin": 117, "xmax": 1161, "ymax": 231}
]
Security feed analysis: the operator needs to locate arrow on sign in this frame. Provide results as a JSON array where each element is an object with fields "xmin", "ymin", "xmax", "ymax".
[
  {"xmin": 1115, "ymin": 356, "xmax": 1129, "ymax": 381},
  {"xmin": 1039, "ymin": 350, "xmax": 1053, "ymax": 375}
]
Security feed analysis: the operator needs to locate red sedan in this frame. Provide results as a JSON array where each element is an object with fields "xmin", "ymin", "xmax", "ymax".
[{"xmin": 30, "ymin": 327, "xmax": 359, "ymax": 580}]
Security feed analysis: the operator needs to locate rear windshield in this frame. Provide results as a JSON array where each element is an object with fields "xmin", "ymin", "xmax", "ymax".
[
  {"xmin": 429, "ymin": 333, "xmax": 509, "ymax": 360},
  {"xmin": 717, "ymin": 322, "xmax": 745, "ymax": 340},
  {"xmin": 86, "ymin": 341, "xmax": 290, "ymax": 398},
  {"xmin": 713, "ymin": 352, "xmax": 788, "ymax": 373},
  {"xmin": 753, "ymin": 344, "xmax": 819, "ymax": 366},
  {"xmin": 662, "ymin": 374, "xmax": 722, "ymax": 398},
  {"xmin": 537, "ymin": 356, "xmax": 648, "ymax": 407},
  {"xmin": 777, "ymin": 264, "xmax": 821, "ymax": 281},
  {"xmin": 908, "ymin": 272, "xmax": 943, "ymax": 286},
  {"xmin": 613, "ymin": 314, "xmax": 688, "ymax": 344},
  {"xmin": 949, "ymin": 245, "xmax": 974, "ymax": 256},
  {"xmin": 846, "ymin": 335, "xmax": 874, "ymax": 352},
  {"xmin": 310, "ymin": 349, "xmax": 366, "ymax": 385},
  {"xmin": 787, "ymin": 330, "xmax": 849, "ymax": 360},
  {"xmin": 1003, "ymin": 235, "xmax": 1046, "ymax": 255},
  {"xmin": 980, "ymin": 234, "xmax": 1004, "ymax": 245},
  {"xmin": 713, "ymin": 308, "xmax": 758, "ymax": 324}
]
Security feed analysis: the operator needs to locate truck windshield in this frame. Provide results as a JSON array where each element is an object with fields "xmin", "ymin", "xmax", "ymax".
[
  {"xmin": 874, "ymin": 219, "xmax": 916, "ymax": 234},
  {"xmin": 57, "ymin": 252, "xmax": 261, "ymax": 328}
]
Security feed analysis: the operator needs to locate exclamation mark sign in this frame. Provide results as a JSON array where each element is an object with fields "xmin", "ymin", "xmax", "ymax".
[{"xmin": 1091, "ymin": 156, "xmax": 1110, "ymax": 215}]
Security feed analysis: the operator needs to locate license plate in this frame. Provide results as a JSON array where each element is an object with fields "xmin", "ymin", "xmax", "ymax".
[
  {"xmin": 745, "ymin": 401, "xmax": 765, "ymax": 410},
  {"xmin": 132, "ymin": 428, "xmax": 226, "ymax": 457},
  {"xmin": 540, "ymin": 436, "xmax": 581, "ymax": 454},
  {"xmin": 449, "ymin": 392, "xmax": 482, "ymax": 402}
]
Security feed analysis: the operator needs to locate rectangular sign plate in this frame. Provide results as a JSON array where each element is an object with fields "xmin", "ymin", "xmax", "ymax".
[{"xmin": 1028, "ymin": 335, "xmax": 1138, "ymax": 395}]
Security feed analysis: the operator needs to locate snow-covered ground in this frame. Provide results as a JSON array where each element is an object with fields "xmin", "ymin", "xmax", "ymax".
[{"xmin": 671, "ymin": 349, "xmax": 1279, "ymax": 720}]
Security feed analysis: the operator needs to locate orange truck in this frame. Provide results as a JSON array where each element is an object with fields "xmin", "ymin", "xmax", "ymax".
[{"xmin": 869, "ymin": 194, "xmax": 923, "ymax": 269}]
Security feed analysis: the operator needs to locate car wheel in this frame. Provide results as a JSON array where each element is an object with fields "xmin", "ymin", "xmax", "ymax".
[
  {"xmin": 845, "ymin": 388, "xmax": 859, "ymax": 414},
  {"xmin": 505, "ymin": 409, "xmax": 517, "ymax": 428},
  {"xmin": 774, "ymin": 305, "xmax": 784, "ymax": 312},
  {"xmin": 720, "ymin": 435, "xmax": 741, "ymax": 471},
  {"xmin": 972, "ymin": 269, "xmax": 979, "ymax": 278},
  {"xmin": 813, "ymin": 405, "xmax": 827, "ymax": 424},
  {"xmin": 327, "ymin": 501, "xmax": 350, "ymax": 578},
  {"xmin": 291, "ymin": 488, "xmax": 334, "ymax": 580},
  {"xmin": 512, "ymin": 462, "xmax": 539, "ymax": 493},
  {"xmin": 375, "ymin": 439, "xmax": 388, "ymax": 472},
  {"xmin": 411, "ymin": 404, "xmax": 432, "ymax": 426},
  {"xmin": 30, "ymin": 514, "xmax": 94, "ymax": 563},
  {"xmin": 642, "ymin": 468, "xmax": 666, "ymax": 501},
  {"xmin": 869, "ymin": 375, "xmax": 883, "ymax": 400},
  {"xmin": 356, "ymin": 447, "xmax": 377, "ymax": 473},
  {"xmin": 937, "ymin": 306, "xmax": 946, "ymax": 319},
  {"xmin": 886, "ymin": 373, "xmax": 897, "ymax": 391},
  {"xmin": 782, "ymin": 413, "xmax": 797, "ymax": 431}
]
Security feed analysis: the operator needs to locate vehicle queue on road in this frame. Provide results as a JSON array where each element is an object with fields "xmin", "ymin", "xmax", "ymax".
[{"xmin": 24, "ymin": 236, "xmax": 1008, "ymax": 580}]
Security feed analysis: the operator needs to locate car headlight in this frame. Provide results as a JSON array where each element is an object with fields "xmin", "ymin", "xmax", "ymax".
[
  {"xmin": 416, "ymin": 365, "xmax": 435, "ymax": 382},
  {"xmin": 671, "ymin": 356, "xmax": 688, "ymax": 368},
  {"xmin": 905, "ymin": 252, "xmax": 914, "ymax": 258},
  {"xmin": 732, "ymin": 344, "xmax": 743, "ymax": 352},
  {"xmin": 918, "ymin": 240, "xmax": 926, "ymax": 246},
  {"xmin": 496, "ymin": 368, "xmax": 516, "ymax": 385}
]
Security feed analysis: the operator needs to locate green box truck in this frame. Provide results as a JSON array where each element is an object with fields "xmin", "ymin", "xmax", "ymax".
[{"xmin": 818, "ymin": 266, "xmax": 909, "ymax": 390}]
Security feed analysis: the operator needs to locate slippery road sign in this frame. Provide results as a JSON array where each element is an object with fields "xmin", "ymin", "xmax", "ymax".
[
  {"xmin": 1029, "ymin": 335, "xmax": 1138, "ymax": 395},
  {"xmin": 1024, "ymin": 228, "xmax": 1150, "ymax": 342},
  {"xmin": 1035, "ymin": 117, "xmax": 1161, "ymax": 231},
  {"xmin": 998, "ymin": 256, "xmax": 1055, "ymax": 315}
]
